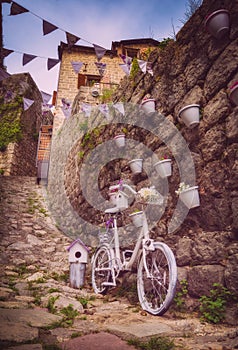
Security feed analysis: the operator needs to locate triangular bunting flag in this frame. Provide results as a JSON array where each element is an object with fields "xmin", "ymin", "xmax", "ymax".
[
  {"xmin": 22, "ymin": 53, "xmax": 37, "ymax": 66},
  {"xmin": 0, "ymin": 68, "xmax": 11, "ymax": 82},
  {"xmin": 61, "ymin": 98, "xmax": 72, "ymax": 118},
  {"xmin": 146, "ymin": 62, "xmax": 153, "ymax": 76},
  {"xmin": 93, "ymin": 44, "xmax": 107, "ymax": 61},
  {"xmin": 119, "ymin": 54, "xmax": 132, "ymax": 66},
  {"xmin": 66, "ymin": 32, "xmax": 80, "ymax": 48},
  {"xmin": 71, "ymin": 61, "xmax": 83, "ymax": 74},
  {"xmin": 23, "ymin": 97, "xmax": 34, "ymax": 111},
  {"xmin": 0, "ymin": 48, "xmax": 14, "ymax": 59},
  {"xmin": 99, "ymin": 104, "xmax": 110, "ymax": 120},
  {"xmin": 119, "ymin": 64, "xmax": 130, "ymax": 76},
  {"xmin": 10, "ymin": 2, "xmax": 29, "ymax": 15},
  {"xmin": 40, "ymin": 91, "xmax": 52, "ymax": 104},
  {"xmin": 138, "ymin": 59, "xmax": 147, "ymax": 73},
  {"xmin": 43, "ymin": 20, "xmax": 58, "ymax": 35},
  {"xmin": 95, "ymin": 62, "xmax": 106, "ymax": 76},
  {"xmin": 81, "ymin": 103, "xmax": 92, "ymax": 117},
  {"xmin": 47, "ymin": 58, "xmax": 60, "ymax": 70},
  {"xmin": 61, "ymin": 105, "xmax": 71, "ymax": 118},
  {"xmin": 113, "ymin": 102, "xmax": 125, "ymax": 116}
]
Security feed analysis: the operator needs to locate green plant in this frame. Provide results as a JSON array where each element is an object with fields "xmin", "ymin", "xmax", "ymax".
[
  {"xmin": 48, "ymin": 288, "xmax": 60, "ymax": 294},
  {"xmin": 100, "ymin": 88, "xmax": 115, "ymax": 103},
  {"xmin": 60, "ymin": 304, "xmax": 79, "ymax": 326},
  {"xmin": 173, "ymin": 279, "xmax": 188, "ymax": 312},
  {"xmin": 71, "ymin": 331, "xmax": 83, "ymax": 338},
  {"xmin": 127, "ymin": 336, "xmax": 175, "ymax": 350},
  {"xmin": 158, "ymin": 38, "xmax": 174, "ymax": 50},
  {"xmin": 76, "ymin": 295, "xmax": 96, "ymax": 309},
  {"xmin": 50, "ymin": 272, "xmax": 68, "ymax": 283},
  {"xmin": 47, "ymin": 295, "xmax": 59, "ymax": 314},
  {"xmin": 0, "ymin": 169, "xmax": 4, "ymax": 175},
  {"xmin": 199, "ymin": 283, "xmax": 234, "ymax": 324},
  {"xmin": 0, "ymin": 95, "xmax": 23, "ymax": 151},
  {"xmin": 130, "ymin": 57, "xmax": 140, "ymax": 79}
]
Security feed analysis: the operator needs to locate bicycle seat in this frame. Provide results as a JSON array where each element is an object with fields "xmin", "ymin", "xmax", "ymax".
[{"xmin": 105, "ymin": 207, "xmax": 121, "ymax": 214}]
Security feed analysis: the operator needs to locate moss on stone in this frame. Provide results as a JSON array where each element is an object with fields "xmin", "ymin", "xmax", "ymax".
[{"xmin": 0, "ymin": 96, "xmax": 23, "ymax": 151}]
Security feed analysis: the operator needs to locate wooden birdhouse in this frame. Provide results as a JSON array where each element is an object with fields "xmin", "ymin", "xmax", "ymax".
[
  {"xmin": 67, "ymin": 238, "xmax": 90, "ymax": 288},
  {"xmin": 67, "ymin": 238, "xmax": 89, "ymax": 263}
]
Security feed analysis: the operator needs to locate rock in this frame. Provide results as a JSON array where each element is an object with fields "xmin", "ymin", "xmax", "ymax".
[
  {"xmin": 7, "ymin": 345, "xmax": 43, "ymax": 350},
  {"xmin": 187, "ymin": 265, "xmax": 225, "ymax": 297},
  {"xmin": 54, "ymin": 295, "xmax": 84, "ymax": 313},
  {"xmin": 0, "ymin": 308, "xmax": 63, "ymax": 328},
  {"xmin": 26, "ymin": 272, "xmax": 45, "ymax": 282},
  {"xmin": 0, "ymin": 321, "xmax": 38, "ymax": 343}
]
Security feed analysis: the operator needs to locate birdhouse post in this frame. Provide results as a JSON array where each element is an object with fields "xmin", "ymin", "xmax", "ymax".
[{"xmin": 67, "ymin": 238, "xmax": 89, "ymax": 289}]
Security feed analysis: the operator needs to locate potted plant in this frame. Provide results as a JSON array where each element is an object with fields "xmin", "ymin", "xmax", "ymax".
[
  {"xmin": 140, "ymin": 96, "xmax": 156, "ymax": 114},
  {"xmin": 204, "ymin": 9, "xmax": 230, "ymax": 39},
  {"xmin": 228, "ymin": 81, "xmax": 238, "ymax": 106},
  {"xmin": 178, "ymin": 104, "xmax": 200, "ymax": 129},
  {"xmin": 114, "ymin": 133, "xmax": 125, "ymax": 148},
  {"xmin": 129, "ymin": 209, "xmax": 144, "ymax": 227},
  {"xmin": 128, "ymin": 158, "xmax": 143, "ymax": 174},
  {"xmin": 175, "ymin": 182, "xmax": 200, "ymax": 209},
  {"xmin": 154, "ymin": 156, "xmax": 172, "ymax": 178}
]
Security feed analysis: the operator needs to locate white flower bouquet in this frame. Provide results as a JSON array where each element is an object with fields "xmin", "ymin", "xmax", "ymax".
[
  {"xmin": 138, "ymin": 186, "xmax": 163, "ymax": 205},
  {"xmin": 175, "ymin": 182, "xmax": 191, "ymax": 195}
]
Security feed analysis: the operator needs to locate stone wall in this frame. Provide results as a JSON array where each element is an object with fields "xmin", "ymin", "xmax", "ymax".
[
  {"xmin": 47, "ymin": 0, "xmax": 238, "ymax": 312},
  {"xmin": 0, "ymin": 73, "xmax": 47, "ymax": 176}
]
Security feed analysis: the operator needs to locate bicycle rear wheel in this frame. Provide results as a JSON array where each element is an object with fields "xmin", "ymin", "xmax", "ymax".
[
  {"xmin": 91, "ymin": 245, "xmax": 113, "ymax": 294},
  {"xmin": 137, "ymin": 242, "xmax": 177, "ymax": 315}
]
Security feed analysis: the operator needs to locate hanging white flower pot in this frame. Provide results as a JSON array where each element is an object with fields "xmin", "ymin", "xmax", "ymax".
[
  {"xmin": 179, "ymin": 186, "xmax": 200, "ymax": 209},
  {"xmin": 129, "ymin": 211, "xmax": 144, "ymax": 227},
  {"xmin": 205, "ymin": 9, "xmax": 230, "ymax": 39},
  {"xmin": 128, "ymin": 159, "xmax": 143, "ymax": 174},
  {"xmin": 229, "ymin": 82, "xmax": 238, "ymax": 106},
  {"xmin": 154, "ymin": 159, "xmax": 172, "ymax": 178},
  {"xmin": 114, "ymin": 134, "xmax": 125, "ymax": 148},
  {"xmin": 178, "ymin": 104, "xmax": 200, "ymax": 129},
  {"xmin": 140, "ymin": 99, "xmax": 156, "ymax": 114}
]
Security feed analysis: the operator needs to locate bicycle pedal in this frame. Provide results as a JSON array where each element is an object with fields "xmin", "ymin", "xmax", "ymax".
[{"xmin": 102, "ymin": 282, "xmax": 116, "ymax": 286}]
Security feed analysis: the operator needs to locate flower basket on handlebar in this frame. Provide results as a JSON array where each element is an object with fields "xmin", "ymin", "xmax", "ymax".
[
  {"xmin": 138, "ymin": 187, "xmax": 163, "ymax": 205},
  {"xmin": 129, "ymin": 210, "xmax": 144, "ymax": 227}
]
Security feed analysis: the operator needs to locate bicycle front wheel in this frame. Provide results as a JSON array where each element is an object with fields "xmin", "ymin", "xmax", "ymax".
[
  {"xmin": 91, "ymin": 245, "xmax": 113, "ymax": 294},
  {"xmin": 137, "ymin": 242, "xmax": 177, "ymax": 315}
]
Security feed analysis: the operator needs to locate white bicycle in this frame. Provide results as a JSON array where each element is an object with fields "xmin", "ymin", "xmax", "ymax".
[{"xmin": 91, "ymin": 182, "xmax": 177, "ymax": 315}]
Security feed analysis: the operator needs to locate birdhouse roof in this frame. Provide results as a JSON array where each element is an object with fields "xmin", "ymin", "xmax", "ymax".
[{"xmin": 67, "ymin": 238, "xmax": 90, "ymax": 252}]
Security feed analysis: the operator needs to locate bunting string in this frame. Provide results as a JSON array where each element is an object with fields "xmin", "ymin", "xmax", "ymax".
[{"xmin": 1, "ymin": 1, "xmax": 154, "ymax": 77}]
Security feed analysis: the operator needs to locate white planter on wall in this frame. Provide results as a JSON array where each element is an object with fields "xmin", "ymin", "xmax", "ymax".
[
  {"xmin": 128, "ymin": 159, "xmax": 143, "ymax": 174},
  {"xmin": 114, "ymin": 134, "xmax": 125, "ymax": 148},
  {"xmin": 179, "ymin": 186, "xmax": 200, "ymax": 209},
  {"xmin": 154, "ymin": 159, "xmax": 172, "ymax": 178},
  {"xmin": 178, "ymin": 104, "xmax": 200, "ymax": 129},
  {"xmin": 205, "ymin": 9, "xmax": 230, "ymax": 39},
  {"xmin": 229, "ymin": 82, "xmax": 238, "ymax": 106},
  {"xmin": 140, "ymin": 99, "xmax": 156, "ymax": 114}
]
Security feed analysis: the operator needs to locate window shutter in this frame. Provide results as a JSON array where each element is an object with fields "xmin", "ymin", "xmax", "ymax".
[{"xmin": 78, "ymin": 74, "xmax": 86, "ymax": 89}]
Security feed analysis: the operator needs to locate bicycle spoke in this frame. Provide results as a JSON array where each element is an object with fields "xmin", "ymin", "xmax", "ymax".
[{"xmin": 137, "ymin": 243, "xmax": 177, "ymax": 315}]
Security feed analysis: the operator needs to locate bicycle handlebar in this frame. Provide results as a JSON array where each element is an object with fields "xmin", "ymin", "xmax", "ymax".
[
  {"xmin": 122, "ymin": 183, "xmax": 137, "ymax": 195},
  {"xmin": 109, "ymin": 182, "xmax": 137, "ymax": 195}
]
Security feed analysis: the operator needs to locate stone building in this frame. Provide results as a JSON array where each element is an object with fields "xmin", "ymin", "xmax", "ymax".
[{"xmin": 53, "ymin": 38, "xmax": 159, "ymax": 131}]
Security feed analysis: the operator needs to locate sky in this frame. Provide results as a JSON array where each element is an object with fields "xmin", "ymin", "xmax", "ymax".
[{"xmin": 2, "ymin": 0, "xmax": 189, "ymax": 96}]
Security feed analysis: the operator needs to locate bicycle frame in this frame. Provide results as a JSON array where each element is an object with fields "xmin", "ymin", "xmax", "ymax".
[{"xmin": 106, "ymin": 209, "xmax": 152, "ymax": 274}]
